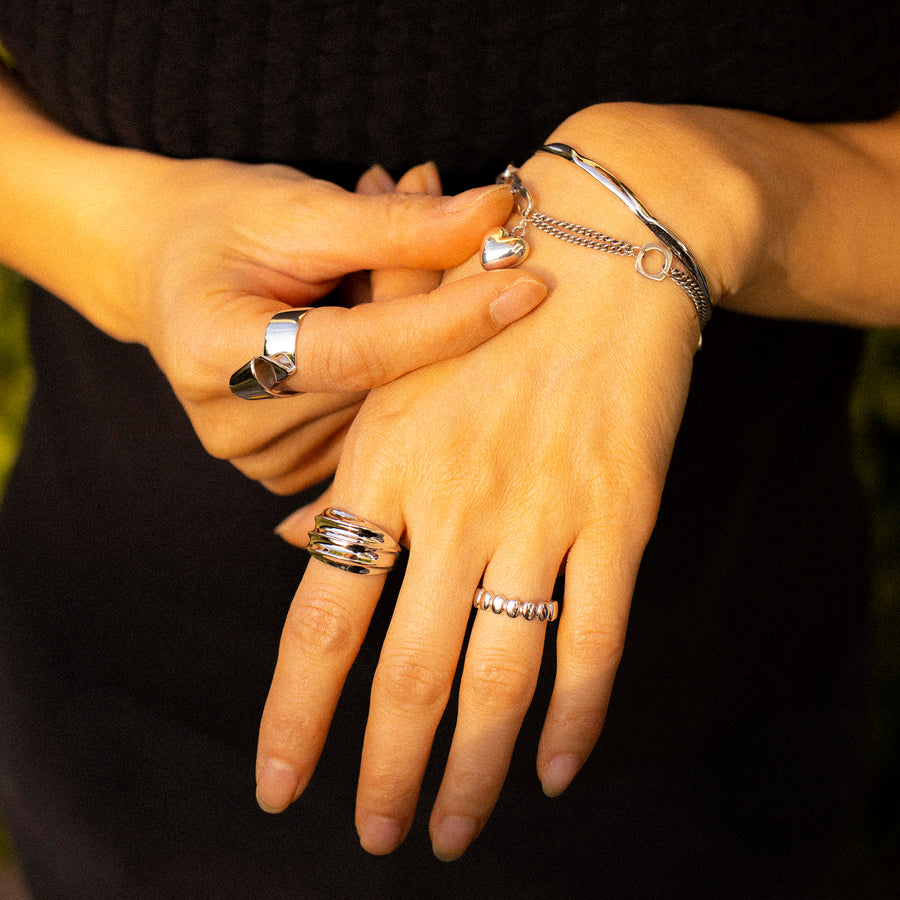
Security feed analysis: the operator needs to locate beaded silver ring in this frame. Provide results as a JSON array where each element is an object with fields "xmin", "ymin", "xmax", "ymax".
[{"xmin": 473, "ymin": 587, "xmax": 558, "ymax": 623}]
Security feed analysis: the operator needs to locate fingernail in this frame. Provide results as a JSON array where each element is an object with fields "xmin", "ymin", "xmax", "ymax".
[
  {"xmin": 256, "ymin": 758, "xmax": 302, "ymax": 813},
  {"xmin": 420, "ymin": 160, "xmax": 442, "ymax": 197},
  {"xmin": 274, "ymin": 505, "xmax": 312, "ymax": 540},
  {"xmin": 396, "ymin": 162, "xmax": 436, "ymax": 195},
  {"xmin": 358, "ymin": 813, "xmax": 405, "ymax": 856},
  {"xmin": 432, "ymin": 815, "xmax": 478, "ymax": 862},
  {"xmin": 490, "ymin": 278, "xmax": 547, "ymax": 328},
  {"xmin": 441, "ymin": 183, "xmax": 510, "ymax": 213},
  {"xmin": 359, "ymin": 164, "xmax": 395, "ymax": 194},
  {"xmin": 541, "ymin": 754, "xmax": 581, "ymax": 798}
]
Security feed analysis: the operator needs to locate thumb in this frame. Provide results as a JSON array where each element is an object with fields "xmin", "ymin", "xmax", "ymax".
[{"xmin": 276, "ymin": 271, "xmax": 546, "ymax": 393}]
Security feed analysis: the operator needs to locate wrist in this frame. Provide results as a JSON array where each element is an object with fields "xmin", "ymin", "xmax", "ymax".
[
  {"xmin": 0, "ymin": 72, "xmax": 185, "ymax": 341},
  {"xmin": 529, "ymin": 103, "xmax": 767, "ymax": 310}
]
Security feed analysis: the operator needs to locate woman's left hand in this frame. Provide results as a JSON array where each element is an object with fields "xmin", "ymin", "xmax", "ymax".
[
  {"xmin": 257, "ymin": 147, "xmax": 708, "ymax": 855},
  {"xmin": 257, "ymin": 102, "xmax": 774, "ymax": 860}
]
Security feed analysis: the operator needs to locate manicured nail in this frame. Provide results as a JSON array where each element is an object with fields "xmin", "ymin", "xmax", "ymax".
[
  {"xmin": 358, "ymin": 813, "xmax": 405, "ymax": 856},
  {"xmin": 274, "ymin": 505, "xmax": 310, "ymax": 538},
  {"xmin": 420, "ymin": 160, "xmax": 442, "ymax": 196},
  {"xmin": 541, "ymin": 754, "xmax": 581, "ymax": 798},
  {"xmin": 359, "ymin": 164, "xmax": 395, "ymax": 194},
  {"xmin": 432, "ymin": 815, "xmax": 478, "ymax": 862},
  {"xmin": 256, "ymin": 758, "xmax": 302, "ymax": 813},
  {"xmin": 490, "ymin": 278, "xmax": 547, "ymax": 328},
  {"xmin": 441, "ymin": 183, "xmax": 510, "ymax": 213}
]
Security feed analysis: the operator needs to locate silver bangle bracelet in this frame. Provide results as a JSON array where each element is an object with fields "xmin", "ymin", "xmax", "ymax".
[
  {"xmin": 538, "ymin": 143, "xmax": 713, "ymax": 331},
  {"xmin": 480, "ymin": 164, "xmax": 709, "ymax": 347}
]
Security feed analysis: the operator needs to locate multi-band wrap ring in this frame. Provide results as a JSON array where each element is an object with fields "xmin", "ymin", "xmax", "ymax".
[
  {"xmin": 229, "ymin": 308, "xmax": 312, "ymax": 399},
  {"xmin": 481, "ymin": 143, "xmax": 712, "ymax": 342},
  {"xmin": 473, "ymin": 588, "xmax": 559, "ymax": 623},
  {"xmin": 306, "ymin": 508, "xmax": 402, "ymax": 575}
]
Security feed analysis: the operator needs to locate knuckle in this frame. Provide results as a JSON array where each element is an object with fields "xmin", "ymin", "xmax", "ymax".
[
  {"xmin": 189, "ymin": 415, "xmax": 242, "ymax": 461},
  {"xmin": 552, "ymin": 703, "xmax": 608, "ymax": 747},
  {"xmin": 380, "ymin": 192, "xmax": 422, "ymax": 239},
  {"xmin": 258, "ymin": 475, "xmax": 302, "ymax": 497},
  {"xmin": 317, "ymin": 320, "xmax": 391, "ymax": 391},
  {"xmin": 193, "ymin": 428, "xmax": 231, "ymax": 460},
  {"xmin": 283, "ymin": 592, "xmax": 361, "ymax": 657},
  {"xmin": 567, "ymin": 619, "xmax": 626, "ymax": 673},
  {"xmin": 464, "ymin": 654, "xmax": 537, "ymax": 714},
  {"xmin": 262, "ymin": 705, "xmax": 310, "ymax": 749},
  {"xmin": 375, "ymin": 652, "xmax": 453, "ymax": 712}
]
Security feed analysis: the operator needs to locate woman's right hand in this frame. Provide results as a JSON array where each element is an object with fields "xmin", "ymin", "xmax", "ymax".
[
  {"xmin": 131, "ymin": 156, "xmax": 547, "ymax": 495},
  {"xmin": 0, "ymin": 69, "xmax": 545, "ymax": 494}
]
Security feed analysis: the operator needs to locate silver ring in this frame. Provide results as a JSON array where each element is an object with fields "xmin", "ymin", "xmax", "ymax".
[
  {"xmin": 473, "ymin": 588, "xmax": 558, "ymax": 623},
  {"xmin": 306, "ymin": 508, "xmax": 402, "ymax": 575},
  {"xmin": 229, "ymin": 308, "xmax": 312, "ymax": 400}
]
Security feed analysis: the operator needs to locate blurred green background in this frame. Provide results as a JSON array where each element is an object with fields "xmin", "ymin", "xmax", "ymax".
[{"xmin": 0, "ymin": 264, "xmax": 898, "ymax": 891}]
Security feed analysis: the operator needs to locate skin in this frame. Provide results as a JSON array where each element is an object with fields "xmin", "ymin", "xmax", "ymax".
[
  {"xmin": 3, "ymin": 61, "xmax": 900, "ymax": 865},
  {"xmin": 260, "ymin": 103, "xmax": 900, "ymax": 860},
  {"xmin": 0, "ymin": 69, "xmax": 545, "ymax": 495}
]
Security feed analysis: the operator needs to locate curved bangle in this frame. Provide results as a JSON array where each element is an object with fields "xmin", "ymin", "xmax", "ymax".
[{"xmin": 538, "ymin": 143, "xmax": 712, "ymax": 330}]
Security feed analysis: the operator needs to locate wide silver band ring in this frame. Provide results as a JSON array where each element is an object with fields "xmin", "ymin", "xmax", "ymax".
[
  {"xmin": 229, "ymin": 308, "xmax": 312, "ymax": 400},
  {"xmin": 306, "ymin": 508, "xmax": 402, "ymax": 575},
  {"xmin": 473, "ymin": 588, "xmax": 558, "ymax": 623}
]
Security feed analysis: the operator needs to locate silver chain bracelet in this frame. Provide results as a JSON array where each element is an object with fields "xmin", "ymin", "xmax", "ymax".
[{"xmin": 480, "ymin": 159, "xmax": 712, "ymax": 341}]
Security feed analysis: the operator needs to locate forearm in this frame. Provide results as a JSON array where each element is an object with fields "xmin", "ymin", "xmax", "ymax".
[
  {"xmin": 717, "ymin": 107, "xmax": 900, "ymax": 325},
  {"xmin": 0, "ymin": 69, "xmax": 174, "ymax": 340},
  {"xmin": 518, "ymin": 102, "xmax": 900, "ymax": 327}
]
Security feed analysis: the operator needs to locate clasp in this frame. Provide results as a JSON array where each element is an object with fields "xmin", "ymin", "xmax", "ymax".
[{"xmin": 634, "ymin": 242, "xmax": 673, "ymax": 281}]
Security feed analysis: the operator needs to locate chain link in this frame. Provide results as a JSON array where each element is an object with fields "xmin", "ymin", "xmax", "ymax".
[
  {"xmin": 527, "ymin": 209, "xmax": 711, "ymax": 331},
  {"xmin": 500, "ymin": 161, "xmax": 713, "ymax": 335},
  {"xmin": 530, "ymin": 214, "xmax": 636, "ymax": 256}
]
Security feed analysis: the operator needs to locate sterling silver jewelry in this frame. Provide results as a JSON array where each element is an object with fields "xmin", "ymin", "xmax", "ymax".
[
  {"xmin": 229, "ymin": 308, "xmax": 312, "ymax": 399},
  {"xmin": 539, "ymin": 143, "xmax": 712, "ymax": 330},
  {"xmin": 480, "ymin": 160, "xmax": 712, "ymax": 339},
  {"xmin": 473, "ymin": 587, "xmax": 558, "ymax": 623},
  {"xmin": 306, "ymin": 508, "xmax": 402, "ymax": 575}
]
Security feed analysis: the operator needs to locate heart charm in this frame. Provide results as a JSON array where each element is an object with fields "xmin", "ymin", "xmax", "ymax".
[{"xmin": 480, "ymin": 228, "xmax": 530, "ymax": 270}]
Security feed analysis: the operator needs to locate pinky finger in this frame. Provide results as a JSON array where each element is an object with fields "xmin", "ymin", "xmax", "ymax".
[{"xmin": 536, "ymin": 528, "xmax": 635, "ymax": 798}]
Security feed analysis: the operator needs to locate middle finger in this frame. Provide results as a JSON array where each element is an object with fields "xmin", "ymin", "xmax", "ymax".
[{"xmin": 354, "ymin": 537, "xmax": 484, "ymax": 855}]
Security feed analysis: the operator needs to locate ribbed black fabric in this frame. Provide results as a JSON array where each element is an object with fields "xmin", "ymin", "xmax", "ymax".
[
  {"xmin": 2, "ymin": 1, "xmax": 898, "ymax": 171},
  {"xmin": 0, "ymin": 2, "xmax": 897, "ymax": 898}
]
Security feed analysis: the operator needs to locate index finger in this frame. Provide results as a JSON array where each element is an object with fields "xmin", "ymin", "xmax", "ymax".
[
  {"xmin": 287, "ymin": 272, "xmax": 546, "ymax": 393},
  {"xmin": 287, "ymin": 180, "xmax": 513, "ymax": 275},
  {"xmin": 255, "ymin": 556, "xmax": 386, "ymax": 813}
]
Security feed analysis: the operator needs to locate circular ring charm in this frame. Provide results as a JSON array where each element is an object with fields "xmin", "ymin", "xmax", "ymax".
[{"xmin": 634, "ymin": 242, "xmax": 673, "ymax": 282}]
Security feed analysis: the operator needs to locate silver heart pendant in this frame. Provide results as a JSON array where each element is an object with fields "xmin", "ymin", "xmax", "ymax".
[{"xmin": 480, "ymin": 228, "xmax": 529, "ymax": 270}]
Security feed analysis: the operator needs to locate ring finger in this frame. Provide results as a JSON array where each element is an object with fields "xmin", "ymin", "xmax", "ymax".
[{"xmin": 428, "ymin": 541, "xmax": 564, "ymax": 861}]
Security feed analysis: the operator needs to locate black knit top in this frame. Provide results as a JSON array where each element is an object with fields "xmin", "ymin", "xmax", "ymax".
[{"xmin": 0, "ymin": 2, "xmax": 897, "ymax": 898}]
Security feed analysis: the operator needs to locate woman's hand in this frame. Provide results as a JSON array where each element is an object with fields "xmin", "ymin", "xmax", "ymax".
[
  {"xmin": 112, "ymin": 157, "xmax": 551, "ymax": 495},
  {"xmin": 257, "ymin": 99, "xmax": 900, "ymax": 858},
  {"xmin": 258, "ymin": 107, "xmax": 713, "ymax": 857},
  {"xmin": 151, "ymin": 156, "xmax": 549, "ymax": 496},
  {"xmin": 0, "ymin": 69, "xmax": 546, "ymax": 494}
]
